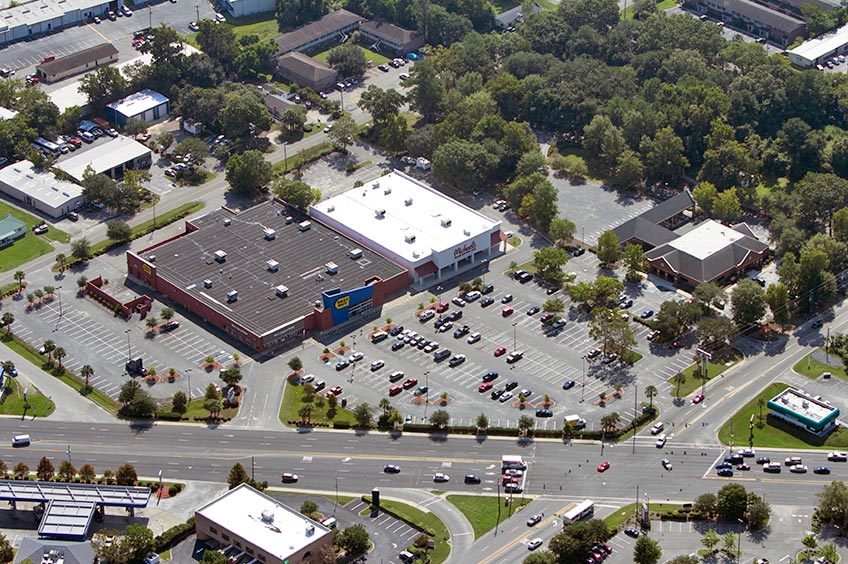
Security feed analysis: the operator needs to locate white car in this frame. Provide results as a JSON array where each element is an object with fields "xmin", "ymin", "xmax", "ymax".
[
  {"xmin": 527, "ymin": 538, "xmax": 543, "ymax": 551},
  {"xmin": 370, "ymin": 360, "xmax": 384, "ymax": 371},
  {"xmin": 349, "ymin": 351, "xmax": 364, "ymax": 363},
  {"xmin": 828, "ymin": 452, "xmax": 848, "ymax": 461},
  {"xmin": 301, "ymin": 374, "xmax": 315, "ymax": 383},
  {"xmin": 214, "ymin": 12, "xmax": 226, "ymax": 21},
  {"xmin": 790, "ymin": 464, "xmax": 808, "ymax": 473},
  {"xmin": 188, "ymin": 21, "xmax": 200, "ymax": 31},
  {"xmin": 419, "ymin": 310, "xmax": 435, "ymax": 322},
  {"xmin": 467, "ymin": 332, "xmax": 481, "ymax": 344},
  {"xmin": 452, "ymin": 297, "xmax": 466, "ymax": 307},
  {"xmin": 323, "ymin": 124, "xmax": 332, "ymax": 133},
  {"xmin": 655, "ymin": 434, "xmax": 667, "ymax": 448},
  {"xmin": 433, "ymin": 473, "xmax": 450, "ymax": 482}
]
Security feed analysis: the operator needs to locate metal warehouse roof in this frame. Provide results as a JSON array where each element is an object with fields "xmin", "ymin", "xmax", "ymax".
[
  {"xmin": 106, "ymin": 89, "xmax": 169, "ymax": 119},
  {"xmin": 788, "ymin": 23, "xmax": 848, "ymax": 63},
  {"xmin": 0, "ymin": 480, "xmax": 151, "ymax": 506},
  {"xmin": 0, "ymin": 160, "xmax": 83, "ymax": 209}
]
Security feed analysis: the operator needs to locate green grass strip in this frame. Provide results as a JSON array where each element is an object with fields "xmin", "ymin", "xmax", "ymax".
[
  {"xmin": 0, "ymin": 375, "xmax": 54, "ymax": 416},
  {"xmin": 446, "ymin": 494, "xmax": 531, "ymax": 539},
  {"xmin": 794, "ymin": 350, "xmax": 848, "ymax": 381},
  {"xmin": 279, "ymin": 380, "xmax": 357, "ymax": 427},
  {"xmin": 362, "ymin": 496, "xmax": 450, "ymax": 564}
]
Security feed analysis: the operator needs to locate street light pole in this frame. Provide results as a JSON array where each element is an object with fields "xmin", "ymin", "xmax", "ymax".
[
  {"xmin": 423, "ymin": 371, "xmax": 430, "ymax": 419},
  {"xmin": 57, "ymin": 286, "xmax": 63, "ymax": 317},
  {"xmin": 124, "ymin": 329, "xmax": 132, "ymax": 361},
  {"xmin": 185, "ymin": 368, "xmax": 192, "ymax": 402},
  {"xmin": 334, "ymin": 477, "xmax": 339, "ymax": 517},
  {"xmin": 512, "ymin": 322, "xmax": 517, "ymax": 351},
  {"xmin": 580, "ymin": 355, "xmax": 586, "ymax": 403}
]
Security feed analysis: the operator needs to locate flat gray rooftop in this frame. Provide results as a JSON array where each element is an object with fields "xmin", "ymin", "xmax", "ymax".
[
  {"xmin": 141, "ymin": 200, "xmax": 406, "ymax": 336},
  {"xmin": 0, "ymin": 480, "xmax": 151, "ymax": 506}
]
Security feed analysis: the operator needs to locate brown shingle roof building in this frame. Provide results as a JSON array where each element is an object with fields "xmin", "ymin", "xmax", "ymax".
[
  {"xmin": 35, "ymin": 43, "xmax": 118, "ymax": 83},
  {"xmin": 274, "ymin": 9, "xmax": 362, "ymax": 55},
  {"xmin": 276, "ymin": 52, "xmax": 338, "ymax": 92},
  {"xmin": 359, "ymin": 20, "xmax": 424, "ymax": 55}
]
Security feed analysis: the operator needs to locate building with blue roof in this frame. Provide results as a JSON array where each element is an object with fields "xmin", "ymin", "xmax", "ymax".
[
  {"xmin": 768, "ymin": 387, "xmax": 840, "ymax": 436},
  {"xmin": 0, "ymin": 214, "xmax": 25, "ymax": 248}
]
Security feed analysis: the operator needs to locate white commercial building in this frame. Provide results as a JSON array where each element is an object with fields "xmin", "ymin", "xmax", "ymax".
[
  {"xmin": 788, "ymin": 24, "xmax": 848, "ymax": 68},
  {"xmin": 0, "ymin": 161, "xmax": 84, "ymax": 219},
  {"xmin": 195, "ymin": 484, "xmax": 333, "ymax": 564},
  {"xmin": 310, "ymin": 171, "xmax": 504, "ymax": 287},
  {"xmin": 105, "ymin": 89, "xmax": 170, "ymax": 126},
  {"xmin": 0, "ymin": 0, "xmax": 115, "ymax": 46},
  {"xmin": 225, "ymin": 0, "xmax": 276, "ymax": 17},
  {"xmin": 57, "ymin": 136, "xmax": 152, "ymax": 181},
  {"xmin": 0, "ymin": 107, "xmax": 18, "ymax": 121}
]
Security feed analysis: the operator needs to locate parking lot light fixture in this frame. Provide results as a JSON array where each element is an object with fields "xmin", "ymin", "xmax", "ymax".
[
  {"xmin": 124, "ymin": 329, "xmax": 132, "ymax": 361},
  {"xmin": 580, "ymin": 355, "xmax": 586, "ymax": 403},
  {"xmin": 185, "ymin": 368, "xmax": 192, "ymax": 402},
  {"xmin": 57, "ymin": 286, "xmax": 63, "ymax": 317},
  {"xmin": 424, "ymin": 371, "xmax": 430, "ymax": 418},
  {"xmin": 512, "ymin": 322, "xmax": 517, "ymax": 351}
]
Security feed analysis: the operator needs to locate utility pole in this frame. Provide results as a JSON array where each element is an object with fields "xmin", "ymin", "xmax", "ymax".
[
  {"xmin": 195, "ymin": 3, "xmax": 200, "ymax": 21},
  {"xmin": 124, "ymin": 329, "xmax": 132, "ymax": 361},
  {"xmin": 494, "ymin": 480, "xmax": 502, "ymax": 536},
  {"xmin": 632, "ymin": 383, "xmax": 637, "ymax": 453},
  {"xmin": 580, "ymin": 355, "xmax": 586, "ymax": 403}
]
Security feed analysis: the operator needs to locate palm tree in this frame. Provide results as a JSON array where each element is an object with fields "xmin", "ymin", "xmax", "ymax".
[
  {"xmin": 757, "ymin": 397, "xmax": 765, "ymax": 420},
  {"xmin": 672, "ymin": 372, "xmax": 686, "ymax": 397},
  {"xmin": 42, "ymin": 286, "xmax": 54, "ymax": 299},
  {"xmin": 160, "ymin": 307, "xmax": 175, "ymax": 321},
  {"xmin": 600, "ymin": 412, "xmax": 621, "ymax": 431},
  {"xmin": 298, "ymin": 403, "xmax": 313, "ymax": 423},
  {"xmin": 53, "ymin": 347, "xmax": 66, "ymax": 369},
  {"xmin": 42, "ymin": 340, "xmax": 55, "ymax": 361},
  {"xmin": 1, "ymin": 312, "xmax": 13, "ymax": 333},
  {"xmin": 54, "ymin": 253, "xmax": 66, "ymax": 271},
  {"xmin": 378, "ymin": 398, "xmax": 391, "ymax": 414},
  {"xmin": 80, "ymin": 365, "xmax": 94, "ymax": 390},
  {"xmin": 644, "ymin": 385, "xmax": 658, "ymax": 410},
  {"xmin": 25, "ymin": 293, "xmax": 34, "ymax": 308},
  {"xmin": 13, "ymin": 270, "xmax": 24, "ymax": 293}
]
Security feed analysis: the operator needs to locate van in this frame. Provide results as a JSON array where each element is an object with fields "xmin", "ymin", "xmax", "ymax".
[
  {"xmin": 650, "ymin": 422, "xmax": 664, "ymax": 435},
  {"xmin": 322, "ymin": 517, "xmax": 337, "ymax": 529},
  {"xmin": 433, "ymin": 349, "xmax": 451, "ymax": 361},
  {"xmin": 12, "ymin": 434, "xmax": 30, "ymax": 447},
  {"xmin": 371, "ymin": 331, "xmax": 389, "ymax": 343},
  {"xmin": 399, "ymin": 551, "xmax": 415, "ymax": 563}
]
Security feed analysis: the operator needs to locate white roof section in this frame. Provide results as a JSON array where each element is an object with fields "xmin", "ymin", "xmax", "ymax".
[
  {"xmin": 667, "ymin": 219, "xmax": 745, "ymax": 260},
  {"xmin": 0, "ymin": 0, "xmax": 105, "ymax": 30},
  {"xmin": 0, "ymin": 160, "xmax": 83, "ymax": 207},
  {"xmin": 57, "ymin": 136, "xmax": 150, "ymax": 181},
  {"xmin": 773, "ymin": 388, "xmax": 836, "ymax": 423},
  {"xmin": 0, "ymin": 107, "xmax": 18, "ymax": 121},
  {"xmin": 788, "ymin": 23, "xmax": 848, "ymax": 63},
  {"xmin": 106, "ymin": 89, "xmax": 169, "ymax": 118},
  {"xmin": 197, "ymin": 484, "xmax": 331, "ymax": 560},
  {"xmin": 311, "ymin": 171, "xmax": 500, "ymax": 262}
]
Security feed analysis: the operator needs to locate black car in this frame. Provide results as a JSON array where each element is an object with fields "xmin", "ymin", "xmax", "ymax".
[
  {"xmin": 624, "ymin": 527, "xmax": 639, "ymax": 538},
  {"xmin": 464, "ymin": 474, "xmax": 481, "ymax": 484},
  {"xmin": 480, "ymin": 297, "xmax": 495, "ymax": 307},
  {"xmin": 536, "ymin": 408, "xmax": 553, "ymax": 417},
  {"xmin": 481, "ymin": 284, "xmax": 494, "ymax": 294},
  {"xmin": 482, "ymin": 371, "xmax": 499, "ymax": 382},
  {"xmin": 814, "ymin": 466, "xmax": 831, "ymax": 474},
  {"xmin": 504, "ymin": 380, "xmax": 519, "ymax": 391},
  {"xmin": 756, "ymin": 456, "xmax": 770, "ymax": 465},
  {"xmin": 546, "ymin": 286, "xmax": 558, "ymax": 295},
  {"xmin": 391, "ymin": 341, "xmax": 405, "ymax": 351},
  {"xmin": 562, "ymin": 380, "xmax": 576, "ymax": 390},
  {"xmin": 518, "ymin": 272, "xmax": 533, "ymax": 283},
  {"xmin": 491, "ymin": 388, "xmax": 505, "ymax": 399},
  {"xmin": 335, "ymin": 359, "xmax": 350, "ymax": 370},
  {"xmin": 526, "ymin": 306, "xmax": 540, "ymax": 316},
  {"xmin": 573, "ymin": 247, "xmax": 586, "ymax": 257},
  {"xmin": 448, "ymin": 310, "xmax": 463, "ymax": 321},
  {"xmin": 389, "ymin": 325, "xmax": 404, "ymax": 336},
  {"xmin": 453, "ymin": 325, "xmax": 470, "ymax": 338}
]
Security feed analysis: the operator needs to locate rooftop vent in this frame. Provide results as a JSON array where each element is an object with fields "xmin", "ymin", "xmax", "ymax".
[
  {"xmin": 441, "ymin": 218, "xmax": 452, "ymax": 228},
  {"xmin": 405, "ymin": 234, "xmax": 416, "ymax": 243},
  {"xmin": 261, "ymin": 510, "xmax": 274, "ymax": 523},
  {"xmin": 464, "ymin": 229, "xmax": 471, "ymax": 236},
  {"xmin": 306, "ymin": 524, "xmax": 315, "ymax": 536},
  {"xmin": 803, "ymin": 401, "xmax": 809, "ymax": 409},
  {"xmin": 384, "ymin": 187, "xmax": 391, "ymax": 195},
  {"xmin": 375, "ymin": 209, "xmax": 386, "ymax": 218},
  {"xmin": 214, "ymin": 250, "xmax": 227, "ymax": 262},
  {"xmin": 349, "ymin": 248, "xmax": 363, "ymax": 259},
  {"xmin": 372, "ymin": 181, "xmax": 380, "ymax": 189},
  {"xmin": 275, "ymin": 285, "xmax": 289, "ymax": 297},
  {"xmin": 264, "ymin": 228, "xmax": 276, "ymax": 240},
  {"xmin": 266, "ymin": 259, "xmax": 279, "ymax": 272},
  {"xmin": 326, "ymin": 262, "xmax": 338, "ymax": 274},
  {"xmin": 203, "ymin": 279, "xmax": 213, "ymax": 288},
  {"xmin": 223, "ymin": 218, "xmax": 231, "ymax": 226},
  {"xmin": 782, "ymin": 396, "xmax": 789, "ymax": 404},
  {"xmin": 327, "ymin": 205, "xmax": 335, "ymax": 212},
  {"xmin": 404, "ymin": 198, "xmax": 413, "ymax": 206},
  {"xmin": 227, "ymin": 290, "xmax": 238, "ymax": 303}
]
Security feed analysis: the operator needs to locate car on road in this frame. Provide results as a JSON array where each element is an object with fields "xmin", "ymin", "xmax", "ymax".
[
  {"xmin": 384, "ymin": 464, "xmax": 401, "ymax": 473},
  {"xmin": 763, "ymin": 463, "xmax": 781, "ymax": 473},
  {"xmin": 717, "ymin": 468, "xmax": 734, "ymax": 477},
  {"xmin": 433, "ymin": 473, "xmax": 450, "ymax": 482},
  {"xmin": 536, "ymin": 408, "xmax": 553, "ymax": 417},
  {"xmin": 812, "ymin": 319, "xmax": 824, "ymax": 329},
  {"xmin": 785, "ymin": 456, "xmax": 802, "ymax": 466},
  {"xmin": 526, "ymin": 306, "xmax": 540, "ymax": 315},
  {"xmin": 527, "ymin": 538, "xmax": 543, "ymax": 551},
  {"xmin": 573, "ymin": 247, "xmax": 586, "ymax": 256},
  {"xmin": 562, "ymin": 380, "xmax": 576, "ymax": 390},
  {"xmin": 482, "ymin": 370, "xmax": 499, "ymax": 382},
  {"xmin": 736, "ymin": 464, "xmax": 751, "ymax": 471},
  {"xmin": 828, "ymin": 452, "xmax": 848, "ymax": 461},
  {"xmin": 655, "ymin": 434, "xmax": 667, "ymax": 448},
  {"xmin": 739, "ymin": 448, "xmax": 756, "ymax": 457},
  {"xmin": 756, "ymin": 456, "xmax": 770, "ymax": 465},
  {"xmin": 499, "ymin": 391, "xmax": 514, "ymax": 403},
  {"xmin": 402, "ymin": 378, "xmax": 418, "ymax": 389},
  {"xmin": 464, "ymin": 474, "xmax": 481, "ymax": 484},
  {"xmin": 661, "ymin": 459, "xmax": 672, "ymax": 471},
  {"xmin": 647, "ymin": 330, "xmax": 661, "ymax": 341},
  {"xmin": 624, "ymin": 527, "xmax": 640, "ymax": 538},
  {"xmin": 370, "ymin": 360, "xmax": 384, "ymax": 371},
  {"xmin": 650, "ymin": 422, "xmax": 665, "ymax": 435},
  {"xmin": 494, "ymin": 346, "xmax": 507, "ymax": 357},
  {"xmin": 419, "ymin": 310, "xmax": 435, "ymax": 322},
  {"xmin": 281, "ymin": 473, "xmax": 298, "ymax": 483},
  {"xmin": 502, "ymin": 306, "xmax": 514, "ymax": 317},
  {"xmin": 640, "ymin": 309, "xmax": 654, "ymax": 318},
  {"xmin": 692, "ymin": 393, "xmax": 705, "ymax": 404},
  {"xmin": 479, "ymin": 382, "xmax": 493, "ymax": 392},
  {"xmin": 790, "ymin": 464, "xmax": 808, "ymax": 473},
  {"xmin": 452, "ymin": 297, "xmax": 466, "ymax": 307},
  {"xmin": 527, "ymin": 514, "xmax": 543, "ymax": 526},
  {"xmin": 814, "ymin": 466, "xmax": 831, "ymax": 474},
  {"xmin": 453, "ymin": 325, "xmax": 470, "ymax": 338},
  {"xmin": 329, "ymin": 386, "xmax": 343, "ymax": 395},
  {"xmin": 597, "ymin": 461, "xmax": 610, "ymax": 472},
  {"xmin": 449, "ymin": 354, "xmax": 466, "ymax": 367},
  {"xmin": 506, "ymin": 351, "xmax": 523, "ymax": 363}
]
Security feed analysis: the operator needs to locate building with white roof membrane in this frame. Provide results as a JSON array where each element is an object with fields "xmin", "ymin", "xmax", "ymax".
[{"xmin": 0, "ymin": 160, "xmax": 84, "ymax": 218}]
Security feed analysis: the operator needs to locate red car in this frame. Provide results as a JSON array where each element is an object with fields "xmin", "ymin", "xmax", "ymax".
[
  {"xmin": 389, "ymin": 385, "xmax": 402, "ymax": 396},
  {"xmin": 494, "ymin": 346, "xmax": 507, "ymax": 357},
  {"xmin": 329, "ymin": 386, "xmax": 343, "ymax": 395},
  {"xmin": 502, "ymin": 306, "xmax": 514, "ymax": 317},
  {"xmin": 597, "ymin": 461, "xmax": 611, "ymax": 472},
  {"xmin": 402, "ymin": 377, "xmax": 418, "ymax": 389},
  {"xmin": 479, "ymin": 382, "xmax": 494, "ymax": 392},
  {"xmin": 436, "ymin": 302, "xmax": 449, "ymax": 313},
  {"xmin": 692, "ymin": 393, "xmax": 705, "ymax": 404}
]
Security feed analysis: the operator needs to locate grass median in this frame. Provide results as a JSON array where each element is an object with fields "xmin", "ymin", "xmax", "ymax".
[
  {"xmin": 0, "ymin": 376, "xmax": 54, "ymax": 416},
  {"xmin": 362, "ymin": 496, "xmax": 450, "ymax": 564},
  {"xmin": 279, "ymin": 381, "xmax": 357, "ymax": 427},
  {"xmin": 605, "ymin": 502, "xmax": 686, "ymax": 531},
  {"xmin": 668, "ymin": 349, "xmax": 741, "ymax": 398},
  {"xmin": 794, "ymin": 350, "xmax": 847, "ymax": 381},
  {"xmin": 446, "ymin": 494, "xmax": 531, "ymax": 538},
  {"xmin": 718, "ymin": 382, "xmax": 848, "ymax": 449}
]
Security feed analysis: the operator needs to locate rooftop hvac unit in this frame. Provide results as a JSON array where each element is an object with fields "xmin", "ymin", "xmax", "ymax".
[
  {"xmin": 326, "ymin": 262, "xmax": 338, "ymax": 274},
  {"xmin": 223, "ymin": 218, "xmax": 231, "ymax": 226},
  {"xmin": 227, "ymin": 290, "xmax": 238, "ymax": 302},
  {"xmin": 305, "ymin": 524, "xmax": 315, "ymax": 536},
  {"xmin": 384, "ymin": 187, "xmax": 392, "ymax": 194},
  {"xmin": 261, "ymin": 510, "xmax": 274, "ymax": 523},
  {"xmin": 464, "ymin": 229, "xmax": 471, "ymax": 236},
  {"xmin": 327, "ymin": 205, "xmax": 335, "ymax": 212},
  {"xmin": 413, "ymin": 251, "xmax": 420, "ymax": 258},
  {"xmin": 214, "ymin": 250, "xmax": 227, "ymax": 262},
  {"xmin": 375, "ymin": 209, "xmax": 386, "ymax": 218},
  {"xmin": 405, "ymin": 234, "xmax": 416, "ymax": 243},
  {"xmin": 372, "ymin": 181, "xmax": 380, "ymax": 189},
  {"xmin": 203, "ymin": 279, "xmax": 213, "ymax": 288},
  {"xmin": 275, "ymin": 285, "xmax": 289, "ymax": 297},
  {"xmin": 264, "ymin": 228, "xmax": 276, "ymax": 240},
  {"xmin": 441, "ymin": 218, "xmax": 452, "ymax": 227},
  {"xmin": 405, "ymin": 198, "xmax": 413, "ymax": 206},
  {"xmin": 803, "ymin": 401, "xmax": 809, "ymax": 408},
  {"xmin": 782, "ymin": 397, "xmax": 789, "ymax": 404},
  {"xmin": 349, "ymin": 248, "xmax": 363, "ymax": 259},
  {"xmin": 266, "ymin": 259, "xmax": 279, "ymax": 272}
]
